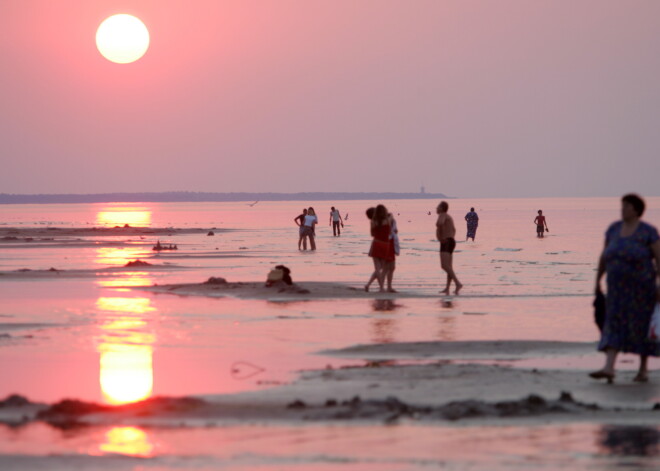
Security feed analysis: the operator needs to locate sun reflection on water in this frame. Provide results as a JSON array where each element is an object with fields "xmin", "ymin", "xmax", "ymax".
[
  {"xmin": 96, "ymin": 246, "xmax": 149, "ymax": 267},
  {"xmin": 100, "ymin": 345, "xmax": 153, "ymax": 405},
  {"xmin": 100, "ymin": 426, "xmax": 154, "ymax": 457},
  {"xmin": 96, "ymin": 206, "xmax": 152, "ymax": 227},
  {"xmin": 96, "ymin": 295, "xmax": 156, "ymax": 405}
]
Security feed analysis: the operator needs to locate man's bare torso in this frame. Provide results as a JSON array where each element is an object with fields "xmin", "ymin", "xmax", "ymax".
[{"xmin": 436, "ymin": 213, "xmax": 456, "ymax": 241}]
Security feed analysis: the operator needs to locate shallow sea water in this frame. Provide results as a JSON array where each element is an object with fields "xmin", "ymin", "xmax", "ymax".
[{"xmin": 1, "ymin": 197, "xmax": 659, "ymax": 469}]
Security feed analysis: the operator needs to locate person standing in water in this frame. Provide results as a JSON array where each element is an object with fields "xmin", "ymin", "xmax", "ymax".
[
  {"xmin": 534, "ymin": 210, "xmax": 549, "ymax": 238},
  {"xmin": 303, "ymin": 207, "xmax": 318, "ymax": 251},
  {"xmin": 329, "ymin": 206, "xmax": 344, "ymax": 236},
  {"xmin": 365, "ymin": 205, "xmax": 396, "ymax": 292},
  {"xmin": 436, "ymin": 201, "xmax": 462, "ymax": 295},
  {"xmin": 294, "ymin": 208, "xmax": 308, "ymax": 250},
  {"xmin": 464, "ymin": 207, "xmax": 479, "ymax": 242}
]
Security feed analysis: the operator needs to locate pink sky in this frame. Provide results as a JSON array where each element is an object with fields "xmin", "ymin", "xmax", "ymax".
[{"xmin": 1, "ymin": 1, "xmax": 659, "ymax": 197}]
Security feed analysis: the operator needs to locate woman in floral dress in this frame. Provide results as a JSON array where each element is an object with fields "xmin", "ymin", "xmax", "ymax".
[
  {"xmin": 592, "ymin": 194, "xmax": 660, "ymax": 383},
  {"xmin": 464, "ymin": 207, "xmax": 479, "ymax": 241}
]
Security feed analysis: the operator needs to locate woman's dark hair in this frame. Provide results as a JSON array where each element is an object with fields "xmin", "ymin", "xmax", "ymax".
[
  {"xmin": 622, "ymin": 193, "xmax": 645, "ymax": 217},
  {"xmin": 365, "ymin": 207, "xmax": 375, "ymax": 219},
  {"xmin": 372, "ymin": 204, "xmax": 389, "ymax": 226},
  {"xmin": 470, "ymin": 207, "xmax": 474, "ymax": 212}
]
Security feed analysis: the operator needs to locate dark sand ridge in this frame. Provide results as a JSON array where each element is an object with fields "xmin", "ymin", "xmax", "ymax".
[
  {"xmin": 140, "ymin": 278, "xmax": 590, "ymax": 301},
  {"xmin": 0, "ymin": 226, "xmax": 234, "ymax": 250},
  {"xmin": 0, "ymin": 364, "xmax": 658, "ymax": 428},
  {"xmin": 140, "ymin": 279, "xmax": 440, "ymax": 300},
  {"xmin": 1, "ymin": 340, "xmax": 658, "ymax": 428},
  {"xmin": 0, "ymin": 261, "xmax": 190, "ymax": 279}
]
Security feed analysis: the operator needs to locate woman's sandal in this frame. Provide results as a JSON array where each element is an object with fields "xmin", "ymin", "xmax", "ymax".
[
  {"xmin": 589, "ymin": 370, "xmax": 615, "ymax": 384},
  {"xmin": 633, "ymin": 372, "xmax": 649, "ymax": 383}
]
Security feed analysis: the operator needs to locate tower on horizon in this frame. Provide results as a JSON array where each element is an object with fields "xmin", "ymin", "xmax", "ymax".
[{"xmin": 420, "ymin": 185, "xmax": 426, "ymax": 194}]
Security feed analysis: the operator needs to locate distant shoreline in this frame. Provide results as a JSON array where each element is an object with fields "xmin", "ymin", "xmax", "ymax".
[{"xmin": 0, "ymin": 192, "xmax": 449, "ymax": 205}]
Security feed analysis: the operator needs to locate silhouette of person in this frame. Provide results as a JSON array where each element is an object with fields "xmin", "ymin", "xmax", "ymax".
[
  {"xmin": 464, "ymin": 207, "xmax": 479, "ymax": 241},
  {"xmin": 436, "ymin": 201, "xmax": 462, "ymax": 295},
  {"xmin": 591, "ymin": 194, "xmax": 660, "ymax": 383},
  {"xmin": 302, "ymin": 207, "xmax": 318, "ymax": 251},
  {"xmin": 365, "ymin": 206, "xmax": 396, "ymax": 292},
  {"xmin": 294, "ymin": 208, "xmax": 308, "ymax": 250},
  {"xmin": 329, "ymin": 206, "xmax": 344, "ymax": 236},
  {"xmin": 534, "ymin": 210, "xmax": 549, "ymax": 238}
]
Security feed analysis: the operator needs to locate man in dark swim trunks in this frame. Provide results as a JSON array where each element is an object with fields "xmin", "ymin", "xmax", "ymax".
[
  {"xmin": 534, "ymin": 210, "xmax": 549, "ymax": 238},
  {"xmin": 436, "ymin": 201, "xmax": 462, "ymax": 295}
]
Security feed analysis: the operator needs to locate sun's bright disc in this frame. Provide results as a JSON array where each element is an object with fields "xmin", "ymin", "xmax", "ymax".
[{"xmin": 96, "ymin": 14, "xmax": 150, "ymax": 64}]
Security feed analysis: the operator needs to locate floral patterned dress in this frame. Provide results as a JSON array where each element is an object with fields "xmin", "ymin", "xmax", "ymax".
[
  {"xmin": 598, "ymin": 221, "xmax": 660, "ymax": 356},
  {"xmin": 465, "ymin": 211, "xmax": 479, "ymax": 239}
]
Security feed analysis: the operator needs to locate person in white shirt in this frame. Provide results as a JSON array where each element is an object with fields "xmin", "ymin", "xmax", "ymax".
[
  {"xmin": 302, "ymin": 207, "xmax": 318, "ymax": 251},
  {"xmin": 329, "ymin": 206, "xmax": 344, "ymax": 236}
]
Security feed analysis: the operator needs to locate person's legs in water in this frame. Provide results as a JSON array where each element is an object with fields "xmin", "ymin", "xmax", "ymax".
[
  {"xmin": 440, "ymin": 252, "xmax": 462, "ymax": 295},
  {"xmin": 374, "ymin": 258, "xmax": 385, "ymax": 291},
  {"xmin": 333, "ymin": 220, "xmax": 341, "ymax": 236},
  {"xmin": 365, "ymin": 258, "xmax": 379, "ymax": 291},
  {"xmin": 298, "ymin": 227, "xmax": 307, "ymax": 250},
  {"xmin": 385, "ymin": 261, "xmax": 396, "ymax": 292}
]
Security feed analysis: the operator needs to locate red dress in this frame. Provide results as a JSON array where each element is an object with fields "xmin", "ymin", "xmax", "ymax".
[{"xmin": 369, "ymin": 224, "xmax": 395, "ymax": 262}]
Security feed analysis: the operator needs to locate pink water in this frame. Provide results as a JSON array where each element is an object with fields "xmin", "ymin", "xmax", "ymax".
[{"xmin": 0, "ymin": 197, "xmax": 659, "ymax": 469}]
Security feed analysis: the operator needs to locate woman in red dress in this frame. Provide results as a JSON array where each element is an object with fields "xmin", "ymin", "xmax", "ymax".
[{"xmin": 365, "ymin": 205, "xmax": 395, "ymax": 292}]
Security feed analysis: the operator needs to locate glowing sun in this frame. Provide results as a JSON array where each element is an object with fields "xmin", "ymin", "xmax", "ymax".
[{"xmin": 96, "ymin": 14, "xmax": 150, "ymax": 64}]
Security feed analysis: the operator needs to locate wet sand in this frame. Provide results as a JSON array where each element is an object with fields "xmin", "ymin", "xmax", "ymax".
[
  {"xmin": 141, "ymin": 278, "xmax": 439, "ymax": 300},
  {"xmin": 1, "ymin": 339, "xmax": 658, "ymax": 429},
  {"xmin": 0, "ymin": 263, "xmax": 188, "ymax": 279}
]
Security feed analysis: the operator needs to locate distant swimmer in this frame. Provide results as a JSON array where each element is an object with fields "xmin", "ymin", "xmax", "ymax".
[
  {"xmin": 428, "ymin": 211, "xmax": 431, "ymax": 215},
  {"xmin": 464, "ymin": 207, "xmax": 479, "ymax": 242},
  {"xmin": 436, "ymin": 201, "xmax": 462, "ymax": 295},
  {"xmin": 329, "ymin": 206, "xmax": 344, "ymax": 237},
  {"xmin": 345, "ymin": 213, "xmax": 349, "ymax": 220},
  {"xmin": 534, "ymin": 210, "xmax": 549, "ymax": 238}
]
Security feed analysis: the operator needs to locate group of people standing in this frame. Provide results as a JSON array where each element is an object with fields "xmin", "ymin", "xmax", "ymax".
[
  {"xmin": 294, "ymin": 194, "xmax": 660, "ymax": 384},
  {"xmin": 294, "ymin": 206, "xmax": 345, "ymax": 250},
  {"xmin": 294, "ymin": 207, "xmax": 318, "ymax": 251},
  {"xmin": 364, "ymin": 201, "xmax": 461, "ymax": 295},
  {"xmin": 294, "ymin": 201, "xmax": 466, "ymax": 294}
]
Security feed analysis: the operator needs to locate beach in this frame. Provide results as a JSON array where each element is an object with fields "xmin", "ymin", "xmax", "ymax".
[{"xmin": 1, "ymin": 198, "xmax": 659, "ymax": 470}]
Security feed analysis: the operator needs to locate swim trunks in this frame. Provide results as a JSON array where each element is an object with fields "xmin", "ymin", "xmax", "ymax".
[
  {"xmin": 440, "ymin": 238, "xmax": 456, "ymax": 254},
  {"xmin": 537, "ymin": 224, "xmax": 544, "ymax": 233}
]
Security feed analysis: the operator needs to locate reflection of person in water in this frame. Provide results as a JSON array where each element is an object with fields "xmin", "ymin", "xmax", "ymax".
[{"xmin": 598, "ymin": 425, "xmax": 660, "ymax": 456}]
